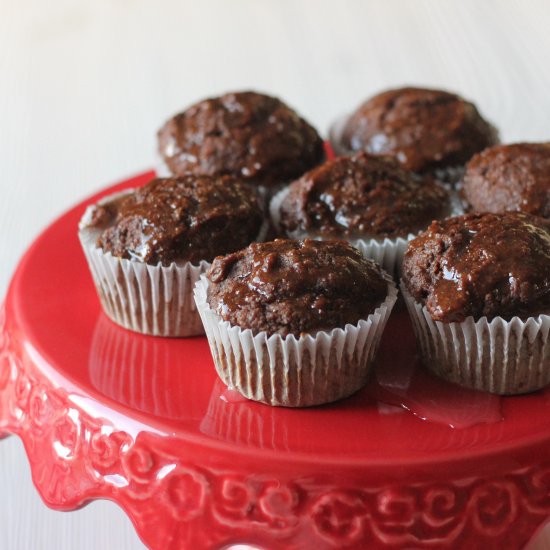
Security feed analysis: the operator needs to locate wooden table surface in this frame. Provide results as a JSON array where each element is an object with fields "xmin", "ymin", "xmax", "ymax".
[{"xmin": 2, "ymin": 1, "xmax": 550, "ymax": 548}]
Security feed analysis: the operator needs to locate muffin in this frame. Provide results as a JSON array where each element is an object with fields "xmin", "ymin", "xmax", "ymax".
[
  {"xmin": 193, "ymin": 239, "xmax": 398, "ymax": 406},
  {"xmin": 331, "ymin": 87, "xmax": 499, "ymax": 183},
  {"xmin": 270, "ymin": 152, "xmax": 452, "ymax": 275},
  {"xmin": 401, "ymin": 212, "xmax": 550, "ymax": 394},
  {"xmin": 463, "ymin": 143, "xmax": 550, "ymax": 218},
  {"xmin": 79, "ymin": 175, "xmax": 265, "ymax": 337},
  {"xmin": 158, "ymin": 91, "xmax": 325, "ymax": 196}
]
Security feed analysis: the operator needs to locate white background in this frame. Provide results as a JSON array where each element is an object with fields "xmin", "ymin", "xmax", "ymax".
[{"xmin": 2, "ymin": 1, "xmax": 550, "ymax": 548}]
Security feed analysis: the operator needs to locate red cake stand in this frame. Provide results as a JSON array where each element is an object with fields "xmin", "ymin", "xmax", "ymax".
[{"xmin": 1, "ymin": 171, "xmax": 550, "ymax": 550}]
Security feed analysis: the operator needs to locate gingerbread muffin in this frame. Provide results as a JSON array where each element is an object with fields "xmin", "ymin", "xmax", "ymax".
[
  {"xmin": 79, "ymin": 175, "xmax": 265, "ymax": 337},
  {"xmin": 331, "ymin": 87, "xmax": 498, "ymax": 182},
  {"xmin": 401, "ymin": 212, "xmax": 550, "ymax": 394},
  {"xmin": 92, "ymin": 176, "xmax": 263, "ymax": 265},
  {"xmin": 271, "ymin": 152, "xmax": 451, "ymax": 275},
  {"xmin": 463, "ymin": 143, "xmax": 550, "ymax": 218},
  {"xmin": 194, "ymin": 239, "xmax": 398, "ymax": 406},
  {"xmin": 158, "ymin": 91, "xmax": 325, "ymax": 192}
]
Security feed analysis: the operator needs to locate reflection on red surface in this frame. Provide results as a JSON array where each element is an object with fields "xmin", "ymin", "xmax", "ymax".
[
  {"xmin": 89, "ymin": 314, "xmax": 212, "ymax": 422},
  {"xmin": 368, "ymin": 338, "xmax": 503, "ymax": 430},
  {"xmin": 220, "ymin": 388, "xmax": 249, "ymax": 404},
  {"xmin": 200, "ymin": 378, "xmax": 291, "ymax": 451},
  {"xmin": 90, "ymin": 299, "xmax": 501, "ymax": 436},
  {"xmin": 203, "ymin": 343, "xmax": 503, "ymax": 445}
]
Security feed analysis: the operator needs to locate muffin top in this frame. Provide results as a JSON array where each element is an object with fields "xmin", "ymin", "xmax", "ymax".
[
  {"xmin": 85, "ymin": 176, "xmax": 263, "ymax": 266},
  {"xmin": 277, "ymin": 152, "xmax": 450, "ymax": 239},
  {"xmin": 336, "ymin": 87, "xmax": 498, "ymax": 173},
  {"xmin": 463, "ymin": 143, "xmax": 550, "ymax": 218},
  {"xmin": 207, "ymin": 239, "xmax": 388, "ymax": 337},
  {"xmin": 402, "ymin": 212, "xmax": 550, "ymax": 322},
  {"xmin": 158, "ymin": 91, "xmax": 325, "ymax": 188}
]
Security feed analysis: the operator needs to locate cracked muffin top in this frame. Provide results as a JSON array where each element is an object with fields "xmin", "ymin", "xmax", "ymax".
[
  {"xmin": 402, "ymin": 212, "xmax": 550, "ymax": 322},
  {"xmin": 334, "ymin": 87, "xmax": 498, "ymax": 173},
  {"xmin": 207, "ymin": 238, "xmax": 388, "ymax": 337},
  {"xmin": 463, "ymin": 143, "xmax": 550, "ymax": 218},
  {"xmin": 278, "ymin": 152, "xmax": 450, "ymax": 239},
  {"xmin": 84, "ymin": 175, "xmax": 263, "ymax": 266},
  {"xmin": 158, "ymin": 91, "xmax": 325, "ymax": 188}
]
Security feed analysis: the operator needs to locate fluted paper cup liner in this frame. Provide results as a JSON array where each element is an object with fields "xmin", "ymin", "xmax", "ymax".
[
  {"xmin": 346, "ymin": 236, "xmax": 414, "ymax": 279},
  {"xmin": 79, "ymin": 203, "xmax": 208, "ymax": 337},
  {"xmin": 155, "ymin": 157, "xmax": 172, "ymax": 178},
  {"xmin": 401, "ymin": 283, "xmax": 550, "ymax": 395},
  {"xmin": 79, "ymin": 190, "xmax": 267, "ymax": 337},
  {"xmin": 193, "ymin": 274, "xmax": 398, "ymax": 407}
]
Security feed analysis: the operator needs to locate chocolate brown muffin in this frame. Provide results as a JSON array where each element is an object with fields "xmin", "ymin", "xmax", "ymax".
[
  {"xmin": 402, "ymin": 212, "xmax": 550, "ymax": 322},
  {"xmin": 463, "ymin": 143, "xmax": 550, "ymax": 218},
  {"xmin": 89, "ymin": 175, "xmax": 263, "ymax": 266},
  {"xmin": 207, "ymin": 239, "xmax": 388, "ymax": 337},
  {"xmin": 278, "ymin": 152, "xmax": 450, "ymax": 239},
  {"xmin": 335, "ymin": 87, "xmax": 498, "ymax": 174},
  {"xmin": 158, "ymin": 91, "xmax": 325, "ymax": 188}
]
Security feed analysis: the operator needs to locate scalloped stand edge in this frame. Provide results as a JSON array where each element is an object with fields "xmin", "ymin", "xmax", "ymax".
[{"xmin": 2, "ymin": 296, "xmax": 550, "ymax": 550}]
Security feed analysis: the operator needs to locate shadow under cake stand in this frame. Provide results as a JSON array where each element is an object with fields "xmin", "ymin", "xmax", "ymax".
[{"xmin": 1, "ymin": 171, "xmax": 550, "ymax": 550}]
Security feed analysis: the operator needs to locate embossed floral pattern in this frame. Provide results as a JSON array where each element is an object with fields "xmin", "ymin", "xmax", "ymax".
[
  {"xmin": 162, "ymin": 467, "xmax": 208, "ymax": 521},
  {"xmin": 0, "ymin": 350, "xmax": 11, "ymax": 392},
  {"xmin": 53, "ymin": 414, "xmax": 80, "ymax": 458},
  {"xmin": 1, "ymin": 306, "xmax": 550, "ymax": 549},
  {"xmin": 311, "ymin": 491, "xmax": 368, "ymax": 543},
  {"xmin": 122, "ymin": 442, "xmax": 159, "ymax": 483},
  {"xmin": 28, "ymin": 385, "xmax": 54, "ymax": 429},
  {"xmin": 214, "ymin": 477, "xmax": 256, "ymax": 522},
  {"xmin": 89, "ymin": 430, "xmax": 131, "ymax": 473},
  {"xmin": 469, "ymin": 480, "xmax": 519, "ymax": 536},
  {"xmin": 525, "ymin": 464, "xmax": 550, "ymax": 515},
  {"xmin": 258, "ymin": 483, "xmax": 301, "ymax": 530}
]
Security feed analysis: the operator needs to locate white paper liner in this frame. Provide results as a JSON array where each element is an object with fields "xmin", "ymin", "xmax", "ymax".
[
  {"xmin": 154, "ymin": 158, "xmax": 172, "ymax": 178},
  {"xmin": 79, "ymin": 190, "xmax": 268, "ymax": 337},
  {"xmin": 269, "ymin": 187, "xmax": 462, "ymax": 278},
  {"xmin": 448, "ymin": 189, "xmax": 466, "ymax": 217},
  {"xmin": 193, "ymin": 274, "xmax": 398, "ymax": 407},
  {"xmin": 401, "ymin": 283, "xmax": 550, "ymax": 395}
]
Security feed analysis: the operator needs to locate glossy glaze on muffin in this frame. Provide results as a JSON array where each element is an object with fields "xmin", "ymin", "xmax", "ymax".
[
  {"xmin": 278, "ymin": 152, "xmax": 450, "ymax": 239},
  {"xmin": 336, "ymin": 87, "xmax": 498, "ymax": 173},
  {"xmin": 463, "ymin": 143, "xmax": 550, "ymax": 218},
  {"xmin": 158, "ymin": 91, "xmax": 325, "ymax": 188},
  {"xmin": 402, "ymin": 212, "xmax": 550, "ymax": 322},
  {"xmin": 88, "ymin": 176, "xmax": 263, "ymax": 265},
  {"xmin": 207, "ymin": 239, "xmax": 388, "ymax": 337}
]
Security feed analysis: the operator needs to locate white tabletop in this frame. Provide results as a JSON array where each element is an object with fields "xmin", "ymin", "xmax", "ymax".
[{"xmin": 2, "ymin": 1, "xmax": 550, "ymax": 548}]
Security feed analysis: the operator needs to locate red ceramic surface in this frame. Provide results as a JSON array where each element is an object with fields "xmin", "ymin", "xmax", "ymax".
[{"xmin": 1, "ymin": 171, "xmax": 550, "ymax": 550}]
